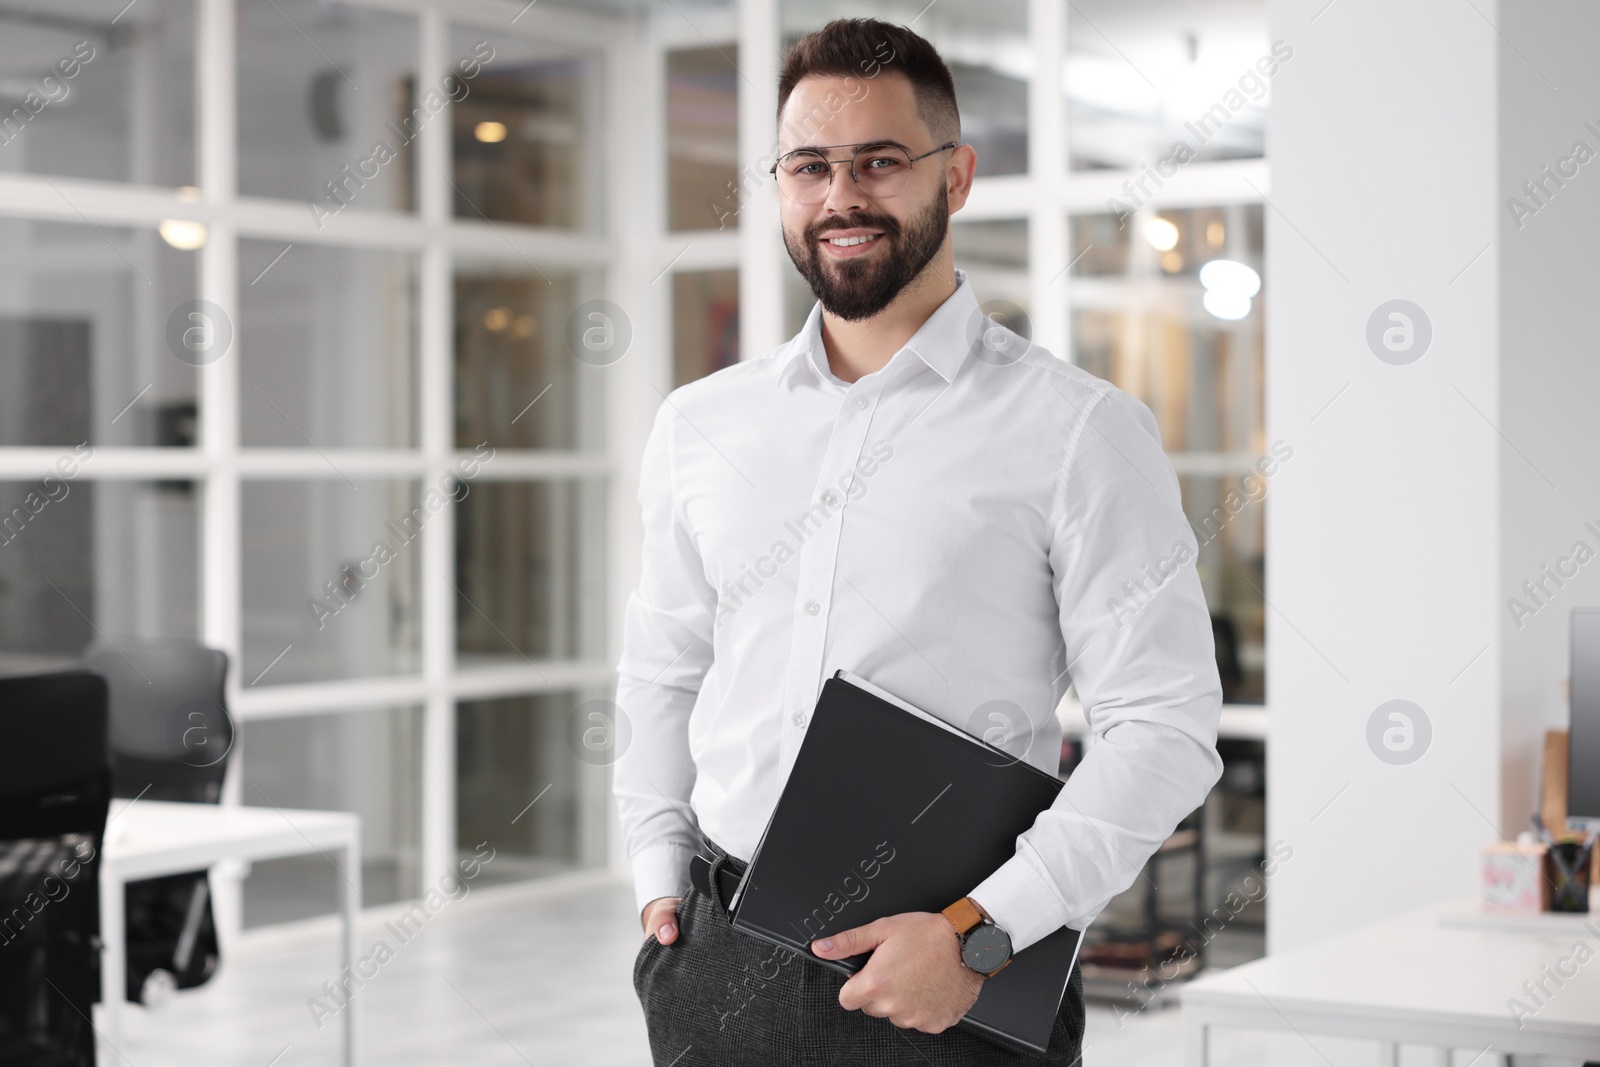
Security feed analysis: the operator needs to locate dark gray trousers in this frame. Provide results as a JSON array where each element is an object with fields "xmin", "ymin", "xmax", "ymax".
[{"xmin": 633, "ymin": 878, "xmax": 1086, "ymax": 1066}]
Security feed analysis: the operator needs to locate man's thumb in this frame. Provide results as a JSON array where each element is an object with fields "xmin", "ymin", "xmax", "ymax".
[{"xmin": 656, "ymin": 919, "xmax": 678, "ymax": 944}]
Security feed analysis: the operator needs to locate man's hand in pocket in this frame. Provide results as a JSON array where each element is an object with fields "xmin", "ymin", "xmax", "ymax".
[{"xmin": 641, "ymin": 896, "xmax": 683, "ymax": 944}]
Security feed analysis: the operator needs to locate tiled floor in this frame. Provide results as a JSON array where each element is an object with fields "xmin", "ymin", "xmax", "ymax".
[{"xmin": 98, "ymin": 874, "xmax": 1270, "ymax": 1067}]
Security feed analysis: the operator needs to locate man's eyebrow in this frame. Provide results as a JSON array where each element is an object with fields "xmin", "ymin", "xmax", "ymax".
[{"xmin": 780, "ymin": 138, "xmax": 914, "ymax": 155}]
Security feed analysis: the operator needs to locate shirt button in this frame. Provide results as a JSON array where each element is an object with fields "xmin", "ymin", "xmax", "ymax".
[
  {"xmin": 821, "ymin": 490, "xmax": 838, "ymax": 506},
  {"xmin": 854, "ymin": 396, "xmax": 867, "ymax": 410},
  {"xmin": 804, "ymin": 600, "xmax": 820, "ymax": 616},
  {"xmin": 792, "ymin": 711, "xmax": 807, "ymax": 727}
]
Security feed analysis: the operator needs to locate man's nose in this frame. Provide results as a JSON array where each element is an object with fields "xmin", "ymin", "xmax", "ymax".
[{"xmin": 820, "ymin": 160, "xmax": 867, "ymax": 216}]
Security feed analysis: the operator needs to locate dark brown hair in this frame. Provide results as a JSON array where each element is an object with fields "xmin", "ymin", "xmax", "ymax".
[{"xmin": 776, "ymin": 18, "xmax": 960, "ymax": 147}]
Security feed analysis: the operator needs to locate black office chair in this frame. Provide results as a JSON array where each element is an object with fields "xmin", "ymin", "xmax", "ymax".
[
  {"xmin": 79, "ymin": 641, "xmax": 234, "ymax": 1007},
  {"xmin": 0, "ymin": 668, "xmax": 112, "ymax": 1067},
  {"xmin": 1211, "ymin": 612, "xmax": 1244, "ymax": 703}
]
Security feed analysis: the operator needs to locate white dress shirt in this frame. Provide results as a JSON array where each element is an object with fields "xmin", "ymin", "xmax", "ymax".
[{"xmin": 613, "ymin": 267, "xmax": 1223, "ymax": 953}]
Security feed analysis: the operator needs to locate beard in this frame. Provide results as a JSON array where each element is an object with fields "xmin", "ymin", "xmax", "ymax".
[{"xmin": 782, "ymin": 182, "xmax": 950, "ymax": 322}]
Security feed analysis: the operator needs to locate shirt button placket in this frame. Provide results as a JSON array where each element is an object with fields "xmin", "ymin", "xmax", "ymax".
[{"xmin": 779, "ymin": 386, "xmax": 879, "ymax": 771}]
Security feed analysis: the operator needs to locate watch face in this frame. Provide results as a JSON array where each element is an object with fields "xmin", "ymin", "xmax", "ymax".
[{"xmin": 961, "ymin": 922, "xmax": 1012, "ymax": 974}]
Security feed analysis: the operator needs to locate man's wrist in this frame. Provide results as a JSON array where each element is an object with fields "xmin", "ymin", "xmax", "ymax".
[{"xmin": 943, "ymin": 895, "xmax": 1013, "ymax": 978}]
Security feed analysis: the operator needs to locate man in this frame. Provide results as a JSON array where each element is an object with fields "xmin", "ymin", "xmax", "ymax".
[{"xmin": 615, "ymin": 16, "xmax": 1223, "ymax": 1066}]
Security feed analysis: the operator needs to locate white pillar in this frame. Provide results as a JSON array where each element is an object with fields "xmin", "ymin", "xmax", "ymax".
[
  {"xmin": 1267, "ymin": 0, "xmax": 1600, "ymax": 954},
  {"xmin": 1264, "ymin": 0, "xmax": 1500, "ymax": 952}
]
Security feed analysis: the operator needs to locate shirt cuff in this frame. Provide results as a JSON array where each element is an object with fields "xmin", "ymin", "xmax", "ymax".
[
  {"xmin": 629, "ymin": 840, "xmax": 696, "ymax": 918},
  {"xmin": 968, "ymin": 849, "xmax": 1071, "ymax": 954}
]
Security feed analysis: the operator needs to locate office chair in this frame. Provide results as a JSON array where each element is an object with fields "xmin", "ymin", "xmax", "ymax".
[
  {"xmin": 1211, "ymin": 612, "xmax": 1243, "ymax": 702},
  {"xmin": 80, "ymin": 641, "xmax": 234, "ymax": 1008},
  {"xmin": 0, "ymin": 668, "xmax": 112, "ymax": 1067}
]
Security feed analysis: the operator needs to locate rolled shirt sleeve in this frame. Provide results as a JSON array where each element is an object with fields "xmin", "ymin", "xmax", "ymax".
[
  {"xmin": 968, "ymin": 385, "xmax": 1225, "ymax": 953},
  {"xmin": 612, "ymin": 397, "xmax": 717, "ymax": 917}
]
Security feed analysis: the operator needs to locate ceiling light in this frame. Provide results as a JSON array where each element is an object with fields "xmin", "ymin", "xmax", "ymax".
[
  {"xmin": 1143, "ymin": 217, "xmax": 1179, "ymax": 251},
  {"xmin": 1199, "ymin": 259, "xmax": 1261, "ymax": 299},
  {"xmin": 158, "ymin": 219, "xmax": 207, "ymax": 250},
  {"xmin": 475, "ymin": 121, "xmax": 508, "ymax": 143},
  {"xmin": 1203, "ymin": 289, "xmax": 1252, "ymax": 320}
]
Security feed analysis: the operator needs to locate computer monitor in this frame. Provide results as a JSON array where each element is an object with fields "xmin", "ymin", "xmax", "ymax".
[{"xmin": 1568, "ymin": 608, "xmax": 1600, "ymax": 829}]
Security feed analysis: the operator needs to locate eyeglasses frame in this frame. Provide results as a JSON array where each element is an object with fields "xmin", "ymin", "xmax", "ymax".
[{"xmin": 768, "ymin": 140, "xmax": 961, "ymax": 201}]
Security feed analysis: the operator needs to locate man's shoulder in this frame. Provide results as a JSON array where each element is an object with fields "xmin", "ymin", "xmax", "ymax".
[
  {"xmin": 992, "ymin": 345, "xmax": 1134, "ymax": 431},
  {"xmin": 662, "ymin": 346, "xmax": 790, "ymax": 417}
]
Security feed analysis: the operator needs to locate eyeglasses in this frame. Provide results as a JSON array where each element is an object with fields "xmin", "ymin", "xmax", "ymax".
[{"xmin": 769, "ymin": 141, "xmax": 959, "ymax": 205}]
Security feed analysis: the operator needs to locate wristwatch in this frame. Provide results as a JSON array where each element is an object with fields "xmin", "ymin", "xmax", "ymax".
[{"xmin": 941, "ymin": 896, "xmax": 1013, "ymax": 978}]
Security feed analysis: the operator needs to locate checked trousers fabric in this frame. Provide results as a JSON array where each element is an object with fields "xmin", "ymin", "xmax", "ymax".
[{"xmin": 632, "ymin": 876, "xmax": 1086, "ymax": 1067}]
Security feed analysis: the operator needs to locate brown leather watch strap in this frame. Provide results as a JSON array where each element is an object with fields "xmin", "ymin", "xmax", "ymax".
[{"xmin": 941, "ymin": 896, "xmax": 985, "ymax": 936}]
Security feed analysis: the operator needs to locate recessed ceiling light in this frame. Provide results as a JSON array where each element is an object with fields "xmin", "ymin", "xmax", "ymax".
[
  {"xmin": 1199, "ymin": 259, "xmax": 1261, "ymax": 299},
  {"xmin": 1203, "ymin": 290, "xmax": 1252, "ymax": 320},
  {"xmin": 159, "ymin": 219, "xmax": 207, "ymax": 250},
  {"xmin": 1144, "ymin": 216, "xmax": 1179, "ymax": 251},
  {"xmin": 475, "ymin": 121, "xmax": 508, "ymax": 143}
]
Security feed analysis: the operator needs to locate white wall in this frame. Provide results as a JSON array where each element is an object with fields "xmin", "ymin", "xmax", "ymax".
[
  {"xmin": 1496, "ymin": 1, "xmax": 1600, "ymax": 836},
  {"xmin": 1265, "ymin": 0, "xmax": 1501, "ymax": 952}
]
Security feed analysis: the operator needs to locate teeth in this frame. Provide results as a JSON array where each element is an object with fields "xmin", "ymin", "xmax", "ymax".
[{"xmin": 827, "ymin": 234, "xmax": 877, "ymax": 247}]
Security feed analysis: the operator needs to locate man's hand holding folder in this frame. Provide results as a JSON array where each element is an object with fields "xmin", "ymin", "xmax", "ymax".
[{"xmin": 809, "ymin": 910, "xmax": 985, "ymax": 1034}]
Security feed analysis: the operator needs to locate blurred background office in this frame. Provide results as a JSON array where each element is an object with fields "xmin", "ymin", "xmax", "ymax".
[{"xmin": 1, "ymin": 0, "xmax": 1595, "ymax": 1064}]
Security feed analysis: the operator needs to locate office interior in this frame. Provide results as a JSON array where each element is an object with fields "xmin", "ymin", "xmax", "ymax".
[{"xmin": 0, "ymin": 0, "xmax": 1595, "ymax": 1064}]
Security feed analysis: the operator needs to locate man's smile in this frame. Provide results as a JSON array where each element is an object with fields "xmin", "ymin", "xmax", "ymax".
[{"xmin": 819, "ymin": 229, "xmax": 885, "ymax": 256}]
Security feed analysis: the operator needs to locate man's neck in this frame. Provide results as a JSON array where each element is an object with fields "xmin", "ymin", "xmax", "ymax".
[{"xmin": 819, "ymin": 264, "xmax": 959, "ymax": 385}]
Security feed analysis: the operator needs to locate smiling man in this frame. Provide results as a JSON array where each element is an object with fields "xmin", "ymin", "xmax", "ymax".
[{"xmin": 614, "ymin": 16, "xmax": 1224, "ymax": 1066}]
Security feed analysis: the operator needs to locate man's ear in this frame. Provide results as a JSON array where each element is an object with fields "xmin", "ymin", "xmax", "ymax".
[{"xmin": 945, "ymin": 143, "xmax": 978, "ymax": 212}]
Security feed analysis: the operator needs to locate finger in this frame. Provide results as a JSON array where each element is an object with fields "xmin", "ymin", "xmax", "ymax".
[
  {"xmin": 641, "ymin": 897, "xmax": 683, "ymax": 942},
  {"xmin": 837, "ymin": 978, "xmax": 872, "ymax": 1015},
  {"xmin": 811, "ymin": 919, "xmax": 884, "ymax": 958}
]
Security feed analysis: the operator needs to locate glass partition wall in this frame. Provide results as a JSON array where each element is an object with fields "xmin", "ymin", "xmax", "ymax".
[{"xmin": 0, "ymin": 0, "xmax": 617, "ymax": 932}]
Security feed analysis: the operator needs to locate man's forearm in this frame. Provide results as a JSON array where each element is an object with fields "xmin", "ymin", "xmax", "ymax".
[
  {"xmin": 612, "ymin": 671, "xmax": 702, "ymax": 915},
  {"xmin": 966, "ymin": 717, "xmax": 1222, "ymax": 953}
]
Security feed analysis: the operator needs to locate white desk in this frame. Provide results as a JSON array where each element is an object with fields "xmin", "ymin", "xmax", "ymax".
[
  {"xmin": 98, "ymin": 799, "xmax": 362, "ymax": 1065},
  {"xmin": 1181, "ymin": 895, "xmax": 1600, "ymax": 1065}
]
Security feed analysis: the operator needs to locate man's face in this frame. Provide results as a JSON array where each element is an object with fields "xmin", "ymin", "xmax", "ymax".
[{"xmin": 776, "ymin": 73, "xmax": 952, "ymax": 322}]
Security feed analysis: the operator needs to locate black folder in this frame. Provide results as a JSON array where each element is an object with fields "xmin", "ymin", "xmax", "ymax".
[{"xmin": 728, "ymin": 669, "xmax": 1084, "ymax": 1056}]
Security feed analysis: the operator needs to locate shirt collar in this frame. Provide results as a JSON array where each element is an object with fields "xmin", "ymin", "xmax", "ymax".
[{"xmin": 775, "ymin": 267, "xmax": 979, "ymax": 391}]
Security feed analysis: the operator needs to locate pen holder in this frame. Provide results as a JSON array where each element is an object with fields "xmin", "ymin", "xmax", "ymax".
[{"xmin": 1545, "ymin": 842, "xmax": 1591, "ymax": 913}]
